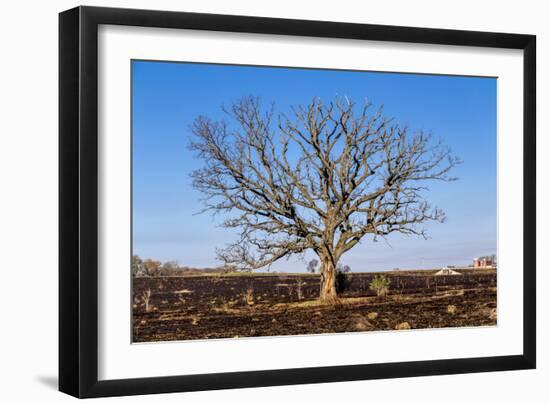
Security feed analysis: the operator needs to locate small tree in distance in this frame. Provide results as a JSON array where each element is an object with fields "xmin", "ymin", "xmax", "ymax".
[
  {"xmin": 142, "ymin": 259, "xmax": 162, "ymax": 277},
  {"xmin": 161, "ymin": 260, "xmax": 179, "ymax": 276},
  {"xmin": 131, "ymin": 255, "xmax": 143, "ymax": 277},
  {"xmin": 307, "ymin": 259, "xmax": 319, "ymax": 274},
  {"xmin": 190, "ymin": 96, "xmax": 459, "ymax": 303}
]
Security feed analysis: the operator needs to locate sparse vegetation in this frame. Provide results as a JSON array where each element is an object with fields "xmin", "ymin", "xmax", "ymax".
[
  {"xmin": 369, "ymin": 274, "xmax": 391, "ymax": 297},
  {"xmin": 132, "ymin": 269, "xmax": 497, "ymax": 342},
  {"xmin": 141, "ymin": 289, "xmax": 152, "ymax": 312},
  {"xmin": 295, "ymin": 278, "xmax": 306, "ymax": 300},
  {"xmin": 367, "ymin": 312, "xmax": 378, "ymax": 320},
  {"xmin": 244, "ymin": 286, "xmax": 255, "ymax": 306},
  {"xmin": 395, "ymin": 322, "xmax": 411, "ymax": 330},
  {"xmin": 447, "ymin": 304, "xmax": 457, "ymax": 314},
  {"xmin": 353, "ymin": 315, "xmax": 372, "ymax": 331}
]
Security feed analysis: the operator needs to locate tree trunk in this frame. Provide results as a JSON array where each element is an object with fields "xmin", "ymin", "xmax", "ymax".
[{"xmin": 319, "ymin": 257, "xmax": 338, "ymax": 303}]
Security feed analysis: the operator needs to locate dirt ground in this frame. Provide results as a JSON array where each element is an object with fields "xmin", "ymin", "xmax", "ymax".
[{"xmin": 132, "ymin": 269, "xmax": 497, "ymax": 342}]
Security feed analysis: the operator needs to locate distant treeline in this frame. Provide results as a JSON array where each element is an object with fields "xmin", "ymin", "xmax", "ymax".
[
  {"xmin": 131, "ymin": 256, "xmax": 356, "ymax": 277},
  {"xmin": 131, "ymin": 255, "xmax": 236, "ymax": 277}
]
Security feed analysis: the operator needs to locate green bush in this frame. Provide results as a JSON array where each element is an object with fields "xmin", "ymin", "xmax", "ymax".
[{"xmin": 369, "ymin": 274, "xmax": 391, "ymax": 297}]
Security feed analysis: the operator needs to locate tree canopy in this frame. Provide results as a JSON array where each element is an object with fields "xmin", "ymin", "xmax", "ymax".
[{"xmin": 190, "ymin": 96, "xmax": 459, "ymax": 300}]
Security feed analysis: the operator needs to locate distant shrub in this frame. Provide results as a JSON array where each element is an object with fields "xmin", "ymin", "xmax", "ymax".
[
  {"xmin": 244, "ymin": 286, "xmax": 255, "ymax": 305},
  {"xmin": 369, "ymin": 274, "xmax": 391, "ymax": 297},
  {"xmin": 336, "ymin": 264, "xmax": 352, "ymax": 293}
]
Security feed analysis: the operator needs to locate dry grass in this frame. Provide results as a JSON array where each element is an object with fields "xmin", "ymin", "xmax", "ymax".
[
  {"xmin": 271, "ymin": 296, "xmax": 374, "ymax": 310},
  {"xmin": 174, "ymin": 289, "xmax": 193, "ymax": 294},
  {"xmin": 367, "ymin": 312, "xmax": 379, "ymax": 320},
  {"xmin": 142, "ymin": 289, "xmax": 152, "ymax": 312},
  {"xmin": 353, "ymin": 314, "xmax": 372, "ymax": 331},
  {"xmin": 447, "ymin": 304, "xmax": 457, "ymax": 314},
  {"xmin": 395, "ymin": 322, "xmax": 411, "ymax": 330},
  {"xmin": 244, "ymin": 287, "xmax": 255, "ymax": 306},
  {"xmin": 295, "ymin": 279, "xmax": 306, "ymax": 300}
]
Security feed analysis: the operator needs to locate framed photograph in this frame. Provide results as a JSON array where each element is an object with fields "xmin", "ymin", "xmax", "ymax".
[{"xmin": 59, "ymin": 6, "xmax": 536, "ymax": 398}]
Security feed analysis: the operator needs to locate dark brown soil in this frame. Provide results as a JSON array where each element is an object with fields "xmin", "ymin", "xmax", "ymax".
[{"xmin": 132, "ymin": 269, "xmax": 497, "ymax": 342}]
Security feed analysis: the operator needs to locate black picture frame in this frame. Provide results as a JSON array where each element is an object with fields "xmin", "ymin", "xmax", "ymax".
[{"xmin": 59, "ymin": 5, "xmax": 536, "ymax": 398}]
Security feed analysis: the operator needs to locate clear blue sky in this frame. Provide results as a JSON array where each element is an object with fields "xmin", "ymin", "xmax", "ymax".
[{"xmin": 132, "ymin": 60, "xmax": 497, "ymax": 272}]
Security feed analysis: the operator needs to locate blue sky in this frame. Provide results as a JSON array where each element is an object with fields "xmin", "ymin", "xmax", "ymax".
[{"xmin": 132, "ymin": 60, "xmax": 497, "ymax": 272}]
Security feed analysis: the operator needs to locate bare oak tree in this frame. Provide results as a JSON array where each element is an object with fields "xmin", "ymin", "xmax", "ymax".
[{"xmin": 190, "ymin": 96, "xmax": 459, "ymax": 302}]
